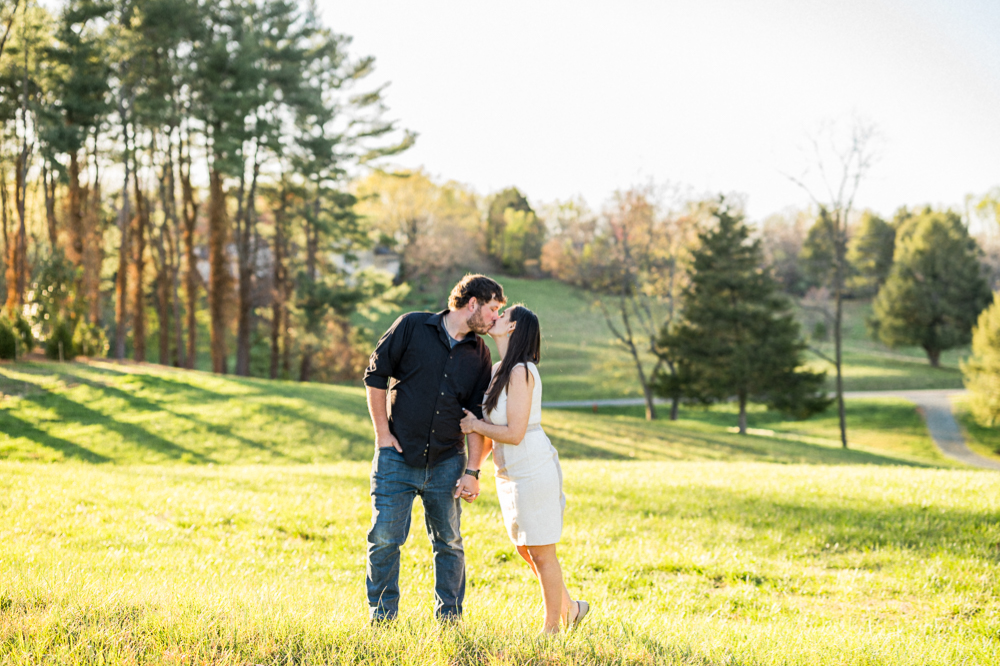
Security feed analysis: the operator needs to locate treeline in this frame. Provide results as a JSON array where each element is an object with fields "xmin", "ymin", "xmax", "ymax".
[{"xmin": 0, "ymin": 0, "xmax": 412, "ymax": 380}]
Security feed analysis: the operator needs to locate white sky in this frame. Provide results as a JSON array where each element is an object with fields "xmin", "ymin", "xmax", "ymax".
[{"xmin": 319, "ymin": 0, "xmax": 1000, "ymax": 221}]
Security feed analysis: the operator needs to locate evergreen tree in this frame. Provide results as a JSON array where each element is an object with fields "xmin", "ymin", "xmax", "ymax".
[
  {"xmin": 962, "ymin": 293, "xmax": 1000, "ymax": 427},
  {"xmin": 871, "ymin": 208, "xmax": 991, "ymax": 367},
  {"xmin": 656, "ymin": 199, "xmax": 830, "ymax": 434},
  {"xmin": 846, "ymin": 211, "xmax": 894, "ymax": 295}
]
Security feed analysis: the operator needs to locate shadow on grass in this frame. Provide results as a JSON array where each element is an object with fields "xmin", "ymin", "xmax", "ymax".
[
  {"xmin": 0, "ymin": 411, "xmax": 110, "ymax": 463},
  {"xmin": 547, "ymin": 409, "xmax": 937, "ymax": 467},
  {"xmin": 48, "ymin": 367, "xmax": 300, "ymax": 461}
]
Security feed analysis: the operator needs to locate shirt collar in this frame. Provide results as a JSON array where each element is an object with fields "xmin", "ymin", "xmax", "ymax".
[{"xmin": 427, "ymin": 309, "xmax": 475, "ymax": 344}]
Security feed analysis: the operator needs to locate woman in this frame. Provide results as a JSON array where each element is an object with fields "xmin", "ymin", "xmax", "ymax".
[{"xmin": 460, "ymin": 305, "xmax": 589, "ymax": 634}]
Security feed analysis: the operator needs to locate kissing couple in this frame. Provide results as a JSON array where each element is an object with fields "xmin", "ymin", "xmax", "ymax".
[{"xmin": 363, "ymin": 274, "xmax": 589, "ymax": 634}]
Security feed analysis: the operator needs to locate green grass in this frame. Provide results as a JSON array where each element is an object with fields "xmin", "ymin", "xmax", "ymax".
[
  {"xmin": 0, "ymin": 360, "xmax": 955, "ymax": 468},
  {"xmin": 953, "ymin": 397, "xmax": 1000, "ymax": 464},
  {"xmin": 2, "ymin": 461, "xmax": 998, "ymax": 665},
  {"xmin": 363, "ymin": 278, "xmax": 968, "ymax": 402},
  {"xmin": 1, "ymin": 361, "xmax": 997, "ymax": 663}
]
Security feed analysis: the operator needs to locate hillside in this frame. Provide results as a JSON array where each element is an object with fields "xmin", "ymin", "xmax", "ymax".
[
  {"xmin": 366, "ymin": 278, "xmax": 966, "ymax": 402},
  {"xmin": 0, "ymin": 360, "xmax": 956, "ymax": 467}
]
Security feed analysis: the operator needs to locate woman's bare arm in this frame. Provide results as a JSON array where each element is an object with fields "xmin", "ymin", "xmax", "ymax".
[{"xmin": 460, "ymin": 366, "xmax": 533, "ymax": 445}]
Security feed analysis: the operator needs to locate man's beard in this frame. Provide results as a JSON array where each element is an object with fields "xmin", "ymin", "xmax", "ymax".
[{"xmin": 467, "ymin": 305, "xmax": 492, "ymax": 334}]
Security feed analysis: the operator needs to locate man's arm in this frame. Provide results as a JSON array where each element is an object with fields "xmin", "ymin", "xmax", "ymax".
[{"xmin": 366, "ymin": 386, "xmax": 402, "ymax": 452}]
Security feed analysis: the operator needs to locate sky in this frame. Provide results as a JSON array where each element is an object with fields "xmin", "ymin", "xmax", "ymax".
[{"xmin": 318, "ymin": 0, "xmax": 1000, "ymax": 222}]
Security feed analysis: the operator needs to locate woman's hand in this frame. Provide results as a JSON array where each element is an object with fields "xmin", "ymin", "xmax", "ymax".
[{"xmin": 460, "ymin": 409, "xmax": 482, "ymax": 435}]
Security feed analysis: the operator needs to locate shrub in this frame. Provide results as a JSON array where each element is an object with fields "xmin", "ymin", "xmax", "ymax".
[
  {"xmin": 45, "ymin": 320, "xmax": 77, "ymax": 361},
  {"xmin": 0, "ymin": 319, "xmax": 15, "ymax": 360},
  {"xmin": 74, "ymin": 322, "xmax": 109, "ymax": 358}
]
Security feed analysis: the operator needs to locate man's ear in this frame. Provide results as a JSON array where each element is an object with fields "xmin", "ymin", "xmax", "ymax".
[{"xmin": 466, "ymin": 297, "xmax": 479, "ymax": 312}]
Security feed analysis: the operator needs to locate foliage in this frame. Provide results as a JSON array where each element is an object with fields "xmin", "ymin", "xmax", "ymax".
[
  {"xmin": 73, "ymin": 321, "xmax": 108, "ymax": 358},
  {"xmin": 871, "ymin": 208, "xmax": 991, "ymax": 366},
  {"xmin": 0, "ymin": 318, "xmax": 15, "ymax": 359},
  {"xmin": 656, "ymin": 199, "xmax": 831, "ymax": 432},
  {"xmin": 799, "ymin": 208, "xmax": 843, "ymax": 290},
  {"xmin": 27, "ymin": 251, "xmax": 82, "ymax": 343},
  {"xmin": 543, "ymin": 187, "xmax": 697, "ymax": 419},
  {"xmin": 43, "ymin": 319, "xmax": 75, "ymax": 360},
  {"xmin": 353, "ymin": 169, "xmax": 485, "ymax": 283},
  {"xmin": 486, "ymin": 187, "xmax": 543, "ymax": 274},
  {"xmin": 962, "ymin": 292, "xmax": 1000, "ymax": 426},
  {"xmin": 757, "ymin": 208, "xmax": 810, "ymax": 295},
  {"xmin": 846, "ymin": 211, "xmax": 895, "ymax": 295}
]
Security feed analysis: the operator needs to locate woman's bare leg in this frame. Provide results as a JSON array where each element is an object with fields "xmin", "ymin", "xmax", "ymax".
[{"xmin": 525, "ymin": 544, "xmax": 574, "ymax": 633}]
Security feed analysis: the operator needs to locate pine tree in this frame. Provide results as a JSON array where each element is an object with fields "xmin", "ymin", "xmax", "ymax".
[
  {"xmin": 656, "ymin": 199, "xmax": 830, "ymax": 434},
  {"xmin": 871, "ymin": 208, "xmax": 991, "ymax": 367}
]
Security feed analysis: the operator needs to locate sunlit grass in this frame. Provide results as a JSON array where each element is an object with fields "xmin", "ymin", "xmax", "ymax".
[{"xmin": 1, "ymin": 462, "xmax": 998, "ymax": 665}]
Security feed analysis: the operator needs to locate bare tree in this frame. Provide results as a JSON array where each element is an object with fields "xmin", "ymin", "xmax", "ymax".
[{"xmin": 783, "ymin": 119, "xmax": 879, "ymax": 448}]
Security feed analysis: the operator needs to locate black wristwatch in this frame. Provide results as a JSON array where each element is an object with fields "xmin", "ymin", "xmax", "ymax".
[{"xmin": 464, "ymin": 468, "xmax": 480, "ymax": 479}]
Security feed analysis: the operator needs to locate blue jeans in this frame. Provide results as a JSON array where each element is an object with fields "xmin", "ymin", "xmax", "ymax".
[{"xmin": 366, "ymin": 447, "xmax": 466, "ymax": 620}]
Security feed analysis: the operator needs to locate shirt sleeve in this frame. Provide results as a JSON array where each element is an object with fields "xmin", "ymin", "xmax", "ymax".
[
  {"xmin": 464, "ymin": 348, "xmax": 494, "ymax": 419},
  {"xmin": 363, "ymin": 314, "xmax": 410, "ymax": 390}
]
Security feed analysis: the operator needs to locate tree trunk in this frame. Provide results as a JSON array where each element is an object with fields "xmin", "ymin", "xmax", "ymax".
[
  {"xmin": 670, "ymin": 397, "xmax": 679, "ymax": 421},
  {"xmin": 926, "ymin": 347, "xmax": 941, "ymax": 368},
  {"xmin": 68, "ymin": 151, "xmax": 84, "ymax": 265},
  {"xmin": 833, "ymin": 222, "xmax": 848, "ymax": 448},
  {"xmin": 180, "ymin": 135, "xmax": 199, "ymax": 369},
  {"xmin": 235, "ymin": 150, "xmax": 260, "ymax": 377},
  {"xmin": 83, "ymin": 165, "xmax": 103, "ymax": 326},
  {"xmin": 208, "ymin": 166, "xmax": 230, "ymax": 374},
  {"xmin": 738, "ymin": 392, "xmax": 748, "ymax": 435},
  {"xmin": 115, "ymin": 112, "xmax": 133, "ymax": 361},
  {"xmin": 155, "ymin": 226, "xmax": 170, "ymax": 364},
  {"xmin": 165, "ymin": 136, "xmax": 184, "ymax": 367},
  {"xmin": 298, "ymin": 197, "xmax": 321, "ymax": 383},
  {"xmin": 43, "ymin": 162, "xmax": 57, "ymax": 250},
  {"xmin": 131, "ymin": 181, "xmax": 148, "ymax": 363},
  {"xmin": 10, "ymin": 152, "xmax": 28, "ymax": 311},
  {"xmin": 269, "ymin": 185, "xmax": 287, "ymax": 380},
  {"xmin": 1, "ymin": 168, "xmax": 13, "ymax": 312}
]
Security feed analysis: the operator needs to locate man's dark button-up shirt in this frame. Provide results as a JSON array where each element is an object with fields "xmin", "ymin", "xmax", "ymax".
[{"xmin": 363, "ymin": 310, "xmax": 493, "ymax": 468}]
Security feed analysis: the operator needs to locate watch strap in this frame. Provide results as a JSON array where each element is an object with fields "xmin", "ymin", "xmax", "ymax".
[{"xmin": 464, "ymin": 468, "xmax": 480, "ymax": 479}]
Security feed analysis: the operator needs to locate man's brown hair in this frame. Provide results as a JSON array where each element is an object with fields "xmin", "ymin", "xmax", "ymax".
[{"xmin": 448, "ymin": 274, "xmax": 506, "ymax": 310}]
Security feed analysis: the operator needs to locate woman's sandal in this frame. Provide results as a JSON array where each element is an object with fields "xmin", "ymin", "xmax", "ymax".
[{"xmin": 569, "ymin": 600, "xmax": 590, "ymax": 629}]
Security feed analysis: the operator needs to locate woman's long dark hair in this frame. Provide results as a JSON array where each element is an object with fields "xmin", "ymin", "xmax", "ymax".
[{"xmin": 483, "ymin": 305, "xmax": 541, "ymax": 414}]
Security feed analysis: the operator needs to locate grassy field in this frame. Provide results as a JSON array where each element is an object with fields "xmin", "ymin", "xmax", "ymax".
[
  {"xmin": 2, "ymin": 362, "xmax": 997, "ymax": 664},
  {"xmin": 364, "ymin": 278, "xmax": 967, "ymax": 402},
  {"xmin": 2, "ymin": 462, "xmax": 998, "ymax": 665}
]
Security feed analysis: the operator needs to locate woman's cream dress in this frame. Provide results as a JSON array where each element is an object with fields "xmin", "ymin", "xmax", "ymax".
[{"xmin": 487, "ymin": 362, "xmax": 565, "ymax": 546}]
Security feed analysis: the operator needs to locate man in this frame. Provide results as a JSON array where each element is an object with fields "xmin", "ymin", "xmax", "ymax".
[{"xmin": 363, "ymin": 274, "xmax": 505, "ymax": 622}]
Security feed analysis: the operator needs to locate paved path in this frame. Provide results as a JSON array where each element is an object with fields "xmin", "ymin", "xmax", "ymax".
[{"xmin": 543, "ymin": 389, "xmax": 1000, "ymax": 471}]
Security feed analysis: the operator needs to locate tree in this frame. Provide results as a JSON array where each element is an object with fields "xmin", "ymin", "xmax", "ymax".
[
  {"xmin": 353, "ymin": 169, "xmax": 484, "ymax": 284},
  {"xmin": 799, "ymin": 208, "xmax": 840, "ymax": 291},
  {"xmin": 847, "ymin": 211, "xmax": 894, "ymax": 296},
  {"xmin": 546, "ymin": 186, "xmax": 696, "ymax": 420},
  {"xmin": 962, "ymin": 293, "xmax": 1000, "ymax": 427},
  {"xmin": 486, "ymin": 187, "xmax": 544, "ymax": 274},
  {"xmin": 785, "ymin": 118, "xmax": 878, "ymax": 448},
  {"xmin": 871, "ymin": 208, "xmax": 991, "ymax": 367},
  {"xmin": 656, "ymin": 199, "xmax": 830, "ymax": 433},
  {"xmin": 757, "ymin": 208, "xmax": 809, "ymax": 295}
]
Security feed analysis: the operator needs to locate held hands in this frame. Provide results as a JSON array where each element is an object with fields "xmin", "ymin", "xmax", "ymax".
[
  {"xmin": 460, "ymin": 409, "xmax": 482, "ymax": 435},
  {"xmin": 454, "ymin": 473, "xmax": 480, "ymax": 503}
]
